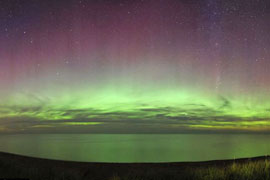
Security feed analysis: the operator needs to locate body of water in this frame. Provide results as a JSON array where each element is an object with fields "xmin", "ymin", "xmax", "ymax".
[{"xmin": 0, "ymin": 134, "xmax": 269, "ymax": 162}]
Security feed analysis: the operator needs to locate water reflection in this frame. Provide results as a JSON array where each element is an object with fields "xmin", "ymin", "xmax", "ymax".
[{"xmin": 0, "ymin": 134, "xmax": 269, "ymax": 162}]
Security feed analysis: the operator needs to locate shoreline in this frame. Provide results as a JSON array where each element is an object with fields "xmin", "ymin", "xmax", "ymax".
[
  {"xmin": 0, "ymin": 151, "xmax": 269, "ymax": 180},
  {"xmin": 0, "ymin": 151, "xmax": 269, "ymax": 164}
]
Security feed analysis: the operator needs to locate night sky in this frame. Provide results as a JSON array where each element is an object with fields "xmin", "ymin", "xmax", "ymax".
[{"xmin": 0, "ymin": 0, "xmax": 270, "ymax": 133}]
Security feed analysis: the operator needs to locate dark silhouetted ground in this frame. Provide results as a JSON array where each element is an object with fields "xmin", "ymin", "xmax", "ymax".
[{"xmin": 0, "ymin": 152, "xmax": 269, "ymax": 180}]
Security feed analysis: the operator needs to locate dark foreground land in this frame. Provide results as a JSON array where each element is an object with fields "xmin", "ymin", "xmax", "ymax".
[{"xmin": 0, "ymin": 152, "xmax": 269, "ymax": 180}]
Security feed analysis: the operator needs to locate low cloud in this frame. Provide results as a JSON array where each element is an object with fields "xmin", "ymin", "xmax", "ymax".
[{"xmin": 0, "ymin": 99, "xmax": 270, "ymax": 134}]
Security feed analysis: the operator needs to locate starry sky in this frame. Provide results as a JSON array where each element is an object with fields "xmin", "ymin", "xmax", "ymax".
[{"xmin": 0, "ymin": 0, "xmax": 270, "ymax": 133}]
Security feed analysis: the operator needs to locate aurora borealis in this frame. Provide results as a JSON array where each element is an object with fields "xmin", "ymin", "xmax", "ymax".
[{"xmin": 0, "ymin": 0, "xmax": 270, "ymax": 133}]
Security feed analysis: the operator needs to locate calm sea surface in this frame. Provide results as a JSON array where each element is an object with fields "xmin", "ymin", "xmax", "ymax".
[{"xmin": 0, "ymin": 134, "xmax": 269, "ymax": 162}]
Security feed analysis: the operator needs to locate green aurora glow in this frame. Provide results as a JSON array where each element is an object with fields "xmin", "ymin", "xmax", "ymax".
[
  {"xmin": 1, "ymin": 87, "xmax": 270, "ymax": 133},
  {"xmin": 0, "ymin": 0, "xmax": 270, "ymax": 133}
]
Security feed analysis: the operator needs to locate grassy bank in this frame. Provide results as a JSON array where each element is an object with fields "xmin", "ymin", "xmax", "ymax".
[{"xmin": 0, "ymin": 152, "xmax": 269, "ymax": 180}]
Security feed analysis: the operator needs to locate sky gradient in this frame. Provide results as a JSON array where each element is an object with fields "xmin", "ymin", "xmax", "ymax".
[{"xmin": 0, "ymin": 0, "xmax": 270, "ymax": 133}]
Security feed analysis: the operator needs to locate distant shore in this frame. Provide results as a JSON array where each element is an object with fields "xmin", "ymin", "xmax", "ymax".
[{"xmin": 0, "ymin": 151, "xmax": 269, "ymax": 180}]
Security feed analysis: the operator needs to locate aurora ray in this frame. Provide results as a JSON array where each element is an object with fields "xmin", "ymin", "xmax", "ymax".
[{"xmin": 0, "ymin": 0, "xmax": 270, "ymax": 133}]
